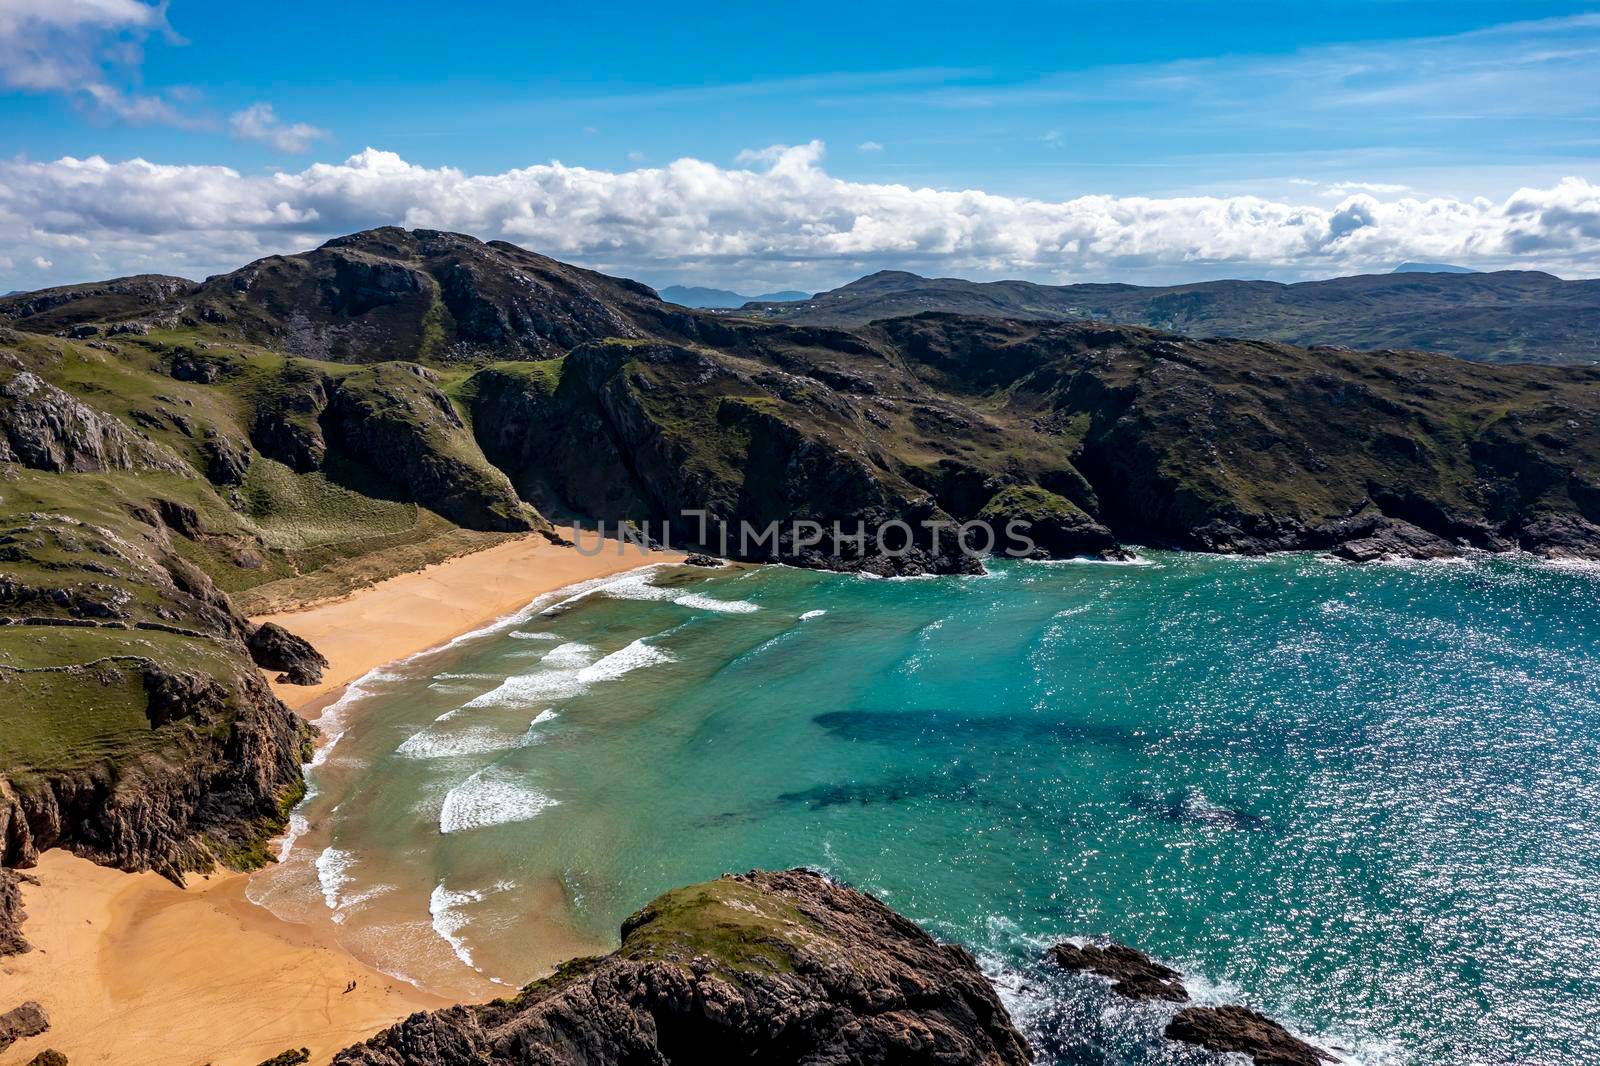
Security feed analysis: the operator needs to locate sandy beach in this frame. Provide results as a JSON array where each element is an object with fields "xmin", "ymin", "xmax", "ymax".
[
  {"xmin": 1, "ymin": 532, "xmax": 678, "ymax": 1065},
  {"xmin": 257, "ymin": 529, "xmax": 674, "ymax": 712}
]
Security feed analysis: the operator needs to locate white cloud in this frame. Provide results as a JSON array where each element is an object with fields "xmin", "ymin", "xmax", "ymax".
[
  {"xmin": 1324, "ymin": 181, "xmax": 1412, "ymax": 198},
  {"xmin": 2, "ymin": 143, "xmax": 1597, "ymax": 290},
  {"xmin": 857, "ymin": 141, "xmax": 884, "ymax": 153},
  {"xmin": 31, "ymin": 256, "xmax": 53, "ymax": 270},
  {"xmin": 627, "ymin": 150, "xmax": 647, "ymax": 163},
  {"xmin": 0, "ymin": 0, "xmax": 187, "ymax": 124},
  {"xmin": 229, "ymin": 103, "xmax": 330, "ymax": 153}
]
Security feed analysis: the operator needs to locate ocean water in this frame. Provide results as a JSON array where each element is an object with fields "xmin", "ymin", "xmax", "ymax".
[{"xmin": 247, "ymin": 552, "xmax": 1600, "ymax": 1064}]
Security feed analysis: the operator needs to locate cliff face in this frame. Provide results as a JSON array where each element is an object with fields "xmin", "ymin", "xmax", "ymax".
[
  {"xmin": 0, "ymin": 663, "xmax": 307, "ymax": 878},
  {"xmin": 464, "ymin": 314, "xmax": 1600, "ymax": 564},
  {"xmin": 0, "ymin": 370, "xmax": 313, "ymax": 955},
  {"xmin": 335, "ymin": 869, "xmax": 1032, "ymax": 1066}
]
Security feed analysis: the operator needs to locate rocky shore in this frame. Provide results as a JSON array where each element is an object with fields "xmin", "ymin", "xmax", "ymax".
[
  {"xmin": 328, "ymin": 872, "xmax": 1341, "ymax": 1066},
  {"xmin": 334, "ymin": 869, "xmax": 1033, "ymax": 1066}
]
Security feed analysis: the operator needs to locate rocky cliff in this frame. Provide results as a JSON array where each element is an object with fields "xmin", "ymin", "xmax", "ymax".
[
  {"xmin": 465, "ymin": 313, "xmax": 1600, "ymax": 564},
  {"xmin": 0, "ymin": 364, "xmax": 314, "ymax": 954},
  {"xmin": 334, "ymin": 869, "xmax": 1032, "ymax": 1066}
]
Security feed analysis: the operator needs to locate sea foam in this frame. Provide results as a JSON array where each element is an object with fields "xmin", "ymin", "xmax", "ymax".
[
  {"xmin": 429, "ymin": 879, "xmax": 518, "ymax": 973},
  {"xmin": 674, "ymin": 591, "xmax": 760, "ymax": 613},
  {"xmin": 439, "ymin": 765, "xmax": 558, "ymax": 833},
  {"xmin": 397, "ymin": 724, "xmax": 522, "ymax": 760},
  {"xmin": 459, "ymin": 638, "xmax": 673, "ymax": 710}
]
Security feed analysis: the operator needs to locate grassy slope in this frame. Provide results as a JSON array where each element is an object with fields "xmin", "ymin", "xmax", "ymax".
[{"xmin": 0, "ymin": 329, "xmax": 532, "ymax": 781}]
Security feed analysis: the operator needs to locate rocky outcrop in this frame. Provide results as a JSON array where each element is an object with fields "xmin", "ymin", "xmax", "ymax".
[
  {"xmin": 0, "ymin": 665, "xmax": 308, "ymax": 879},
  {"xmin": 335, "ymin": 868, "xmax": 1032, "ymax": 1066},
  {"xmin": 1049, "ymin": 937, "xmax": 1335, "ymax": 1064},
  {"xmin": 27, "ymin": 1049, "xmax": 68, "ymax": 1066},
  {"xmin": 324, "ymin": 363, "xmax": 544, "ymax": 533},
  {"xmin": 978, "ymin": 485, "xmax": 1125, "ymax": 560},
  {"xmin": 0, "ymin": 502, "xmax": 312, "ymax": 959},
  {"xmin": 468, "ymin": 341, "xmax": 985, "ymax": 574},
  {"xmin": 0, "ymin": 1002, "xmax": 49, "ymax": 1054},
  {"xmin": 1047, "ymin": 941, "xmax": 1188, "ymax": 1002},
  {"xmin": 247, "ymin": 622, "xmax": 329, "ymax": 685},
  {"xmin": 1165, "ymin": 1005, "xmax": 1335, "ymax": 1066},
  {"xmin": 0, "ymin": 869, "xmax": 30, "ymax": 955},
  {"xmin": 250, "ymin": 369, "xmax": 329, "ymax": 472},
  {"xmin": 1330, "ymin": 516, "xmax": 1456, "ymax": 562},
  {"xmin": 0, "ymin": 275, "xmax": 192, "ymax": 334},
  {"xmin": 0, "ymin": 371, "xmax": 188, "ymax": 474}
]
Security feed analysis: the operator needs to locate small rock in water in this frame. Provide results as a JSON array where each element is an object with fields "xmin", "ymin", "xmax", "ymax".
[
  {"xmin": 1047, "ymin": 941, "xmax": 1189, "ymax": 1002},
  {"xmin": 684, "ymin": 552, "xmax": 724, "ymax": 567},
  {"xmin": 1164, "ymin": 1004, "xmax": 1334, "ymax": 1066}
]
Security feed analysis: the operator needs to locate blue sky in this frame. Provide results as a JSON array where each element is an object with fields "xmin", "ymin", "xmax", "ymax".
[{"xmin": 2, "ymin": 1, "xmax": 1599, "ymax": 291}]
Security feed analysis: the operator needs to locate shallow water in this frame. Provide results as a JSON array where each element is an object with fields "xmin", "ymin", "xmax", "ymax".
[{"xmin": 248, "ymin": 552, "xmax": 1600, "ymax": 1063}]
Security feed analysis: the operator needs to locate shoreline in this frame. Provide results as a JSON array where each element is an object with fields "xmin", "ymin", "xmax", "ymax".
[
  {"xmin": 256, "ymin": 529, "xmax": 677, "ymax": 714},
  {"xmin": 0, "ymin": 533, "xmax": 681, "ymax": 1066}
]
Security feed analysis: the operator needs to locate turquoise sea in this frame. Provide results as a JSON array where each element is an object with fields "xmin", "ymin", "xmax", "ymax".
[{"xmin": 247, "ymin": 551, "xmax": 1600, "ymax": 1064}]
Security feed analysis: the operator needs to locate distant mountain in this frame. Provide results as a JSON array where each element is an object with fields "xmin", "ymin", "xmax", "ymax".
[
  {"xmin": 659, "ymin": 285, "xmax": 809, "ymax": 308},
  {"xmin": 1393, "ymin": 262, "xmax": 1477, "ymax": 274},
  {"xmin": 743, "ymin": 268, "xmax": 1600, "ymax": 364}
]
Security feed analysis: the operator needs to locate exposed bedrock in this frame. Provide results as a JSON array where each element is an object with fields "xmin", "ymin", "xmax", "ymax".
[{"xmin": 335, "ymin": 869, "xmax": 1032, "ymax": 1066}]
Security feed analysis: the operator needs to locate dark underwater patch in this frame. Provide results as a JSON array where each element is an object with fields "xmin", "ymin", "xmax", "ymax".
[{"xmin": 812, "ymin": 708, "xmax": 1144, "ymax": 749}]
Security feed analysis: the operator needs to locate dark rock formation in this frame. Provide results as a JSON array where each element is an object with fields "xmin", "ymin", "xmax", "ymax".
[
  {"xmin": 0, "ymin": 274, "xmax": 192, "ymax": 334},
  {"xmin": 185, "ymin": 228, "xmax": 663, "ymax": 363},
  {"xmin": 0, "ymin": 664, "xmax": 308, "ymax": 879},
  {"xmin": 0, "ymin": 371, "xmax": 187, "ymax": 474},
  {"xmin": 247, "ymin": 622, "xmax": 329, "ymax": 685},
  {"xmin": 1165, "ymin": 1005, "xmax": 1334, "ymax": 1066},
  {"xmin": 250, "ymin": 369, "xmax": 329, "ymax": 472},
  {"xmin": 0, "ymin": 1002, "xmax": 49, "ymax": 1054},
  {"xmin": 335, "ymin": 868, "xmax": 1032, "ymax": 1066},
  {"xmin": 0, "ymin": 870, "xmax": 30, "ymax": 955},
  {"xmin": 28, "ymin": 1049, "xmax": 68, "ymax": 1066},
  {"xmin": 683, "ymin": 553, "xmax": 723, "ymax": 567},
  {"xmin": 1331, "ymin": 517, "xmax": 1456, "ymax": 562},
  {"xmin": 1047, "ymin": 941, "xmax": 1188, "ymax": 1002},
  {"xmin": 0, "ymin": 504, "xmax": 312, "ymax": 962},
  {"xmin": 256, "ymin": 1049, "xmax": 310, "ymax": 1066},
  {"xmin": 201, "ymin": 430, "xmax": 253, "ymax": 486}
]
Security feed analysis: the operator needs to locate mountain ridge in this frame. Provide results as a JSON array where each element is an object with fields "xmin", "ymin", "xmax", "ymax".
[
  {"xmin": 741, "ymin": 266, "xmax": 1598, "ymax": 364},
  {"xmin": 658, "ymin": 284, "xmax": 809, "ymax": 308}
]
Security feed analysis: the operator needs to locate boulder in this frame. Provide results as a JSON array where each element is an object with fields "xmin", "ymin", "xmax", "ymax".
[
  {"xmin": 1332, "ymin": 517, "xmax": 1456, "ymax": 563},
  {"xmin": 1048, "ymin": 940, "xmax": 1189, "ymax": 1002},
  {"xmin": 0, "ymin": 1001, "xmax": 48, "ymax": 1053},
  {"xmin": 247, "ymin": 623, "xmax": 329, "ymax": 686},
  {"xmin": 1164, "ymin": 1005, "xmax": 1334, "ymax": 1066}
]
